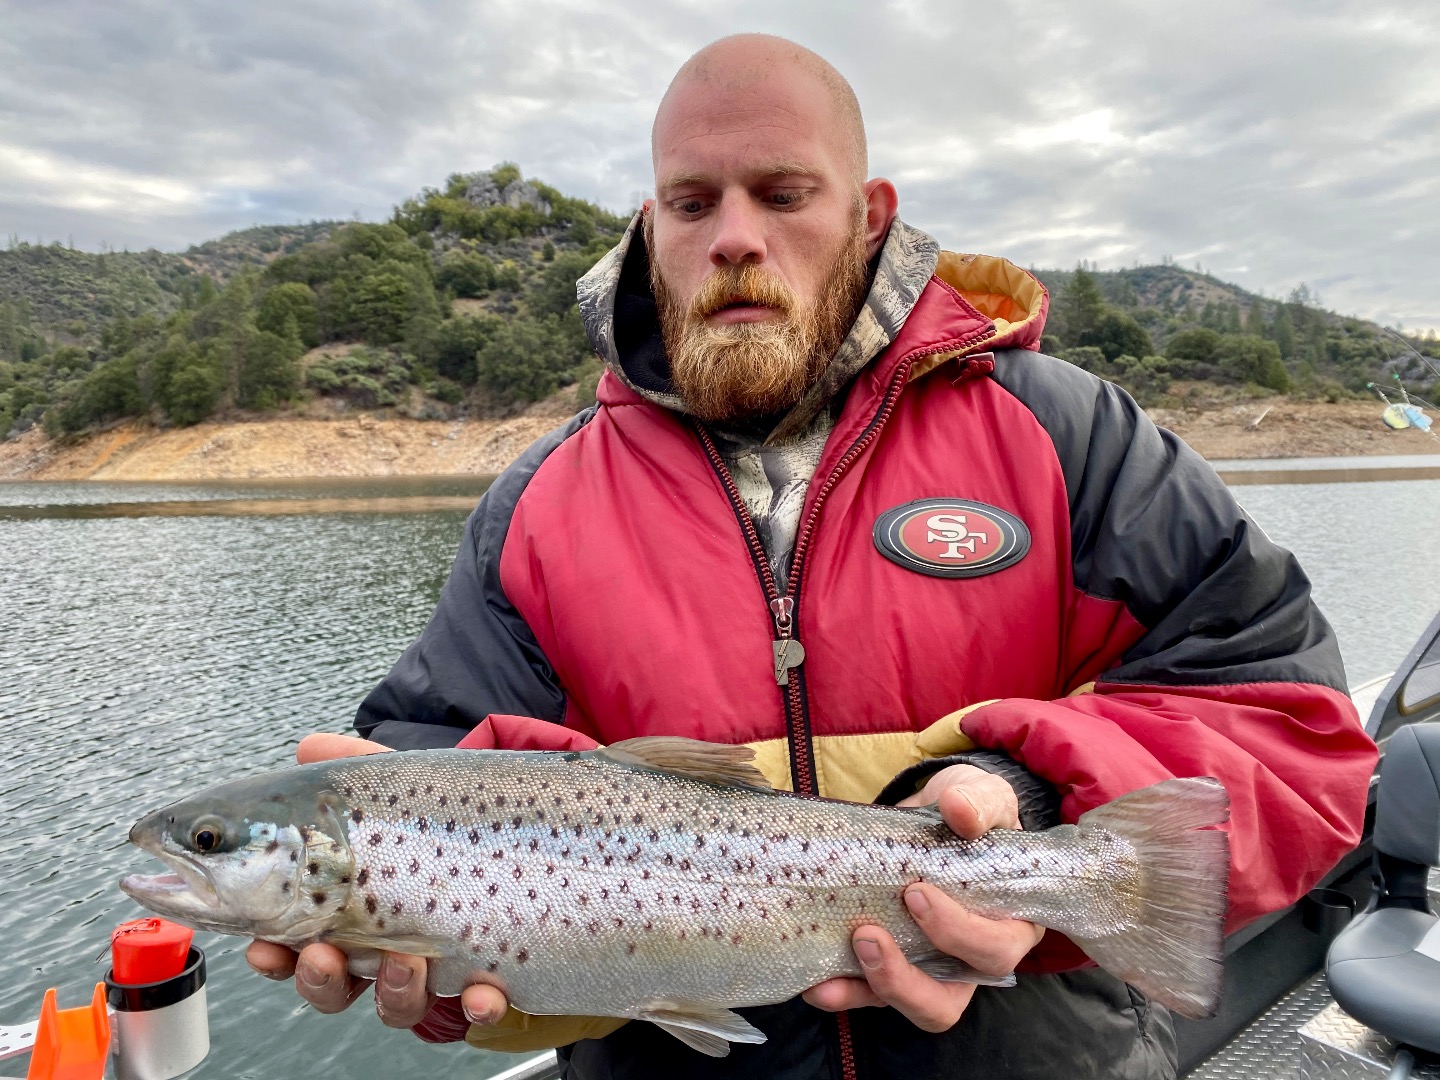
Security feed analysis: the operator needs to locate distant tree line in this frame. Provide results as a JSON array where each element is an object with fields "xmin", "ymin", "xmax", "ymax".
[
  {"xmin": 0, "ymin": 166, "xmax": 628, "ymax": 439},
  {"xmin": 1037, "ymin": 265, "xmax": 1438, "ymax": 407},
  {"xmin": 5, "ymin": 165, "xmax": 1438, "ymax": 440}
]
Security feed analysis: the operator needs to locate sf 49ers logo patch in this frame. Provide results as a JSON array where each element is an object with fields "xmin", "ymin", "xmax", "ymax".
[{"xmin": 873, "ymin": 498, "xmax": 1031, "ymax": 578}]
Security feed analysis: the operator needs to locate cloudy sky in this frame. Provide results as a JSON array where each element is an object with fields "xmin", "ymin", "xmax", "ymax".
[{"xmin": 2, "ymin": 0, "xmax": 1437, "ymax": 330}]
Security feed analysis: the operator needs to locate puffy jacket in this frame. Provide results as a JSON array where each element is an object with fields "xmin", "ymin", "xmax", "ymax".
[{"xmin": 356, "ymin": 220, "xmax": 1377, "ymax": 1079}]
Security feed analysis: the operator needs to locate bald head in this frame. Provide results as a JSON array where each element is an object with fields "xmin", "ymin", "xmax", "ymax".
[{"xmin": 652, "ymin": 35, "xmax": 867, "ymax": 186}]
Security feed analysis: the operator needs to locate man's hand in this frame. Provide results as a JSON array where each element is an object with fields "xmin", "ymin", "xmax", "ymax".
[
  {"xmin": 801, "ymin": 764, "xmax": 1045, "ymax": 1032},
  {"xmin": 243, "ymin": 733, "xmax": 509, "ymax": 1030}
]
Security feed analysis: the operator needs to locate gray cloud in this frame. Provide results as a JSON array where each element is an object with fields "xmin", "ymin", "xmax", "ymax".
[{"xmin": 1, "ymin": 0, "xmax": 1436, "ymax": 329}]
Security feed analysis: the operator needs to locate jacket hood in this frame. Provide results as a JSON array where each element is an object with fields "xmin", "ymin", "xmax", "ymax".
[{"xmin": 576, "ymin": 214, "xmax": 1049, "ymax": 431}]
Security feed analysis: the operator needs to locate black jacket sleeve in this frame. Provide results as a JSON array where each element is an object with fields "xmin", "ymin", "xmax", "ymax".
[{"xmin": 353, "ymin": 408, "xmax": 595, "ymax": 749}]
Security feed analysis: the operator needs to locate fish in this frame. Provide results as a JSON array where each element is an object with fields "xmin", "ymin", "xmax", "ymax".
[{"xmin": 120, "ymin": 737, "xmax": 1230, "ymax": 1056}]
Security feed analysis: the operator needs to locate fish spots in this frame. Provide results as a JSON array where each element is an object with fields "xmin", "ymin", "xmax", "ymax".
[
  {"xmin": 306, "ymin": 861, "xmax": 319, "ymax": 876},
  {"xmin": 459, "ymin": 795, "xmax": 469, "ymax": 806},
  {"xmin": 516, "ymin": 949, "xmax": 529, "ymax": 964},
  {"xmin": 450, "ymin": 866, "xmax": 461, "ymax": 878},
  {"xmin": 424, "ymin": 898, "xmax": 437, "ymax": 914},
  {"xmin": 380, "ymin": 866, "xmax": 396, "ymax": 880},
  {"xmin": 495, "ymin": 796, "xmax": 506, "ymax": 807},
  {"xmin": 417, "ymin": 818, "xmax": 429, "ymax": 833},
  {"xmin": 408, "ymin": 858, "xmax": 420, "ymax": 874},
  {"xmin": 512, "ymin": 867, "xmax": 523, "ymax": 880},
  {"xmin": 365, "ymin": 895, "xmax": 378, "ymax": 915},
  {"xmin": 468, "ymin": 829, "xmax": 481, "ymax": 845},
  {"xmin": 627, "ymin": 943, "xmax": 636, "ymax": 955},
  {"xmin": 387, "ymin": 795, "xmax": 398, "ymax": 807},
  {"xmin": 356, "ymin": 868, "xmax": 369, "ymax": 886},
  {"xmin": 487, "ymin": 961, "xmax": 499, "ymax": 973},
  {"xmin": 289, "ymin": 851, "xmax": 298, "ymax": 863},
  {"xmin": 391, "ymin": 901, "xmax": 403, "ymax": 915},
  {"xmin": 265, "ymin": 839, "xmax": 280, "ymax": 854},
  {"xmin": 452, "ymin": 900, "xmax": 463, "ymax": 913},
  {"xmin": 488, "ymin": 883, "xmax": 499, "ymax": 897},
  {"xmin": 281, "ymin": 881, "xmax": 291, "ymax": 894},
  {"xmin": 498, "ymin": 941, "xmax": 508, "ymax": 954},
  {"xmin": 445, "ymin": 820, "xmax": 457, "ymax": 834},
  {"xmin": 376, "ymin": 918, "xmax": 386, "ymax": 930}
]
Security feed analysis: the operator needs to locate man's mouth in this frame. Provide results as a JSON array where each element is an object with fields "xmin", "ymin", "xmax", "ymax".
[{"xmin": 706, "ymin": 298, "xmax": 780, "ymax": 324}]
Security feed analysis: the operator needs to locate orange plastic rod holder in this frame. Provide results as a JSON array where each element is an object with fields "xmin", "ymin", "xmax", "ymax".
[{"xmin": 25, "ymin": 984, "xmax": 110, "ymax": 1080}]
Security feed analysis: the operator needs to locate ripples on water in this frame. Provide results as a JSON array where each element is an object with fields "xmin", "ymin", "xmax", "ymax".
[
  {"xmin": 0, "ymin": 473, "xmax": 1437, "ymax": 1079},
  {"xmin": 0, "ymin": 485, "xmax": 515, "ymax": 1078}
]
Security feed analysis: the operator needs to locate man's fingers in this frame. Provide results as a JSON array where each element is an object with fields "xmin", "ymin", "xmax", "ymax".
[
  {"xmin": 903, "ymin": 884, "xmax": 1044, "ymax": 975},
  {"xmin": 294, "ymin": 944, "xmax": 371, "ymax": 1014},
  {"xmin": 844, "ymin": 927, "xmax": 976, "ymax": 1033},
  {"xmin": 374, "ymin": 953, "xmax": 434, "ymax": 1028},
  {"xmin": 896, "ymin": 765, "xmax": 1020, "ymax": 838},
  {"xmin": 461, "ymin": 983, "xmax": 511, "ymax": 1025},
  {"xmin": 245, "ymin": 939, "xmax": 298, "ymax": 980},
  {"xmin": 801, "ymin": 977, "xmax": 887, "ymax": 1012},
  {"xmin": 296, "ymin": 733, "xmax": 392, "ymax": 765}
]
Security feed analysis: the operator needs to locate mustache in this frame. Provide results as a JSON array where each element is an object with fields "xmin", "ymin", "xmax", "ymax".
[{"xmin": 689, "ymin": 264, "xmax": 796, "ymax": 319}]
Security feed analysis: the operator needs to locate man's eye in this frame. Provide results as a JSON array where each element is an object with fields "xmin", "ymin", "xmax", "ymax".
[
  {"xmin": 673, "ymin": 199, "xmax": 705, "ymax": 215},
  {"xmin": 770, "ymin": 192, "xmax": 806, "ymax": 209}
]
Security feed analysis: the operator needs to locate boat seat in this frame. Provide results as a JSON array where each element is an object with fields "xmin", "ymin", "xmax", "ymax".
[{"xmin": 1326, "ymin": 722, "xmax": 1440, "ymax": 1055}]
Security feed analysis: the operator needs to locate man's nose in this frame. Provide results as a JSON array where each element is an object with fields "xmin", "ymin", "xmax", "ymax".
[{"xmin": 707, "ymin": 195, "xmax": 767, "ymax": 267}]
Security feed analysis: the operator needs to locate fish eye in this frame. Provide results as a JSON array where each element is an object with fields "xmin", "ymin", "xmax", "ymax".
[{"xmin": 191, "ymin": 820, "xmax": 224, "ymax": 852}]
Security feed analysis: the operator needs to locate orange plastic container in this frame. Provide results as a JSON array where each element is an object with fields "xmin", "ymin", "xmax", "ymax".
[
  {"xmin": 109, "ymin": 919, "xmax": 193, "ymax": 986},
  {"xmin": 24, "ymin": 984, "xmax": 109, "ymax": 1080}
]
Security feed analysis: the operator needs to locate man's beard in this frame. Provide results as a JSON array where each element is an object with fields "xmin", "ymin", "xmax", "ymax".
[{"xmin": 647, "ymin": 213, "xmax": 872, "ymax": 423}]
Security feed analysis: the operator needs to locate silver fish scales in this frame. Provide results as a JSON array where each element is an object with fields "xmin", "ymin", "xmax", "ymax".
[{"xmin": 120, "ymin": 737, "xmax": 1230, "ymax": 1056}]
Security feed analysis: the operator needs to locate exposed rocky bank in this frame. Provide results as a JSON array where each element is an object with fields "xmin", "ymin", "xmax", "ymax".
[{"xmin": 1, "ymin": 396, "xmax": 1436, "ymax": 482}]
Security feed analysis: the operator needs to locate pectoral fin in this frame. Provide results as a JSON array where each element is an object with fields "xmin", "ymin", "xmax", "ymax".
[
  {"xmin": 322, "ymin": 932, "xmax": 443, "ymax": 959},
  {"xmin": 636, "ymin": 1000, "xmax": 767, "ymax": 1057}
]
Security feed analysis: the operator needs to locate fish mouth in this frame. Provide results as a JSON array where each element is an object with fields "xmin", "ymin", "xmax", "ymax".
[{"xmin": 119, "ymin": 827, "xmax": 220, "ymax": 912}]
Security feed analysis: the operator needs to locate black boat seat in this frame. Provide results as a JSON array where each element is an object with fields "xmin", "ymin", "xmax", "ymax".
[{"xmin": 1326, "ymin": 722, "xmax": 1440, "ymax": 1055}]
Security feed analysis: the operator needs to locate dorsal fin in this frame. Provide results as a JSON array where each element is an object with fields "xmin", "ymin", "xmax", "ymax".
[{"xmin": 596, "ymin": 737, "xmax": 772, "ymax": 791}]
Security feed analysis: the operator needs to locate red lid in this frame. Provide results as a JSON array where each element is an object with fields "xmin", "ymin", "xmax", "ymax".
[{"xmin": 110, "ymin": 919, "xmax": 194, "ymax": 986}]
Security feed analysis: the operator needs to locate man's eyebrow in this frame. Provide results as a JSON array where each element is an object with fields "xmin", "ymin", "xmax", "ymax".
[{"xmin": 657, "ymin": 163, "xmax": 823, "ymax": 192}]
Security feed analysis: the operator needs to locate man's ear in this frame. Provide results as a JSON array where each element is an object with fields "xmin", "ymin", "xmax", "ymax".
[
  {"xmin": 861, "ymin": 179, "xmax": 899, "ymax": 260},
  {"xmin": 642, "ymin": 197, "xmax": 656, "ymax": 215}
]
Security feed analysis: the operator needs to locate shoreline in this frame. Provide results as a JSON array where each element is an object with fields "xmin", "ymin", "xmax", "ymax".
[{"xmin": 2, "ymin": 396, "xmax": 1437, "ymax": 483}]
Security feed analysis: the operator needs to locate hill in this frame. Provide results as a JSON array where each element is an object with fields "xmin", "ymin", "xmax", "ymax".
[{"xmin": 1, "ymin": 165, "xmax": 1436, "ymax": 444}]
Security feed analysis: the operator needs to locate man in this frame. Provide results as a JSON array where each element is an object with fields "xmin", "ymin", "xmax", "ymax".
[{"xmin": 249, "ymin": 33, "xmax": 1376, "ymax": 1079}]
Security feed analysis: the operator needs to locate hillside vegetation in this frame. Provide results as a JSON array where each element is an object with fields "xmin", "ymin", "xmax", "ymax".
[{"xmin": 1, "ymin": 165, "xmax": 1436, "ymax": 441}]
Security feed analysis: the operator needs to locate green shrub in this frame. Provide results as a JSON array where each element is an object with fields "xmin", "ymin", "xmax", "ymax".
[
  {"xmin": 256, "ymin": 282, "xmax": 320, "ymax": 348},
  {"xmin": 436, "ymin": 251, "xmax": 495, "ymax": 298}
]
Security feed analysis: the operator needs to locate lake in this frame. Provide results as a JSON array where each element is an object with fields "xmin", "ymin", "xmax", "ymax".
[{"xmin": 1, "ymin": 470, "xmax": 1438, "ymax": 1079}]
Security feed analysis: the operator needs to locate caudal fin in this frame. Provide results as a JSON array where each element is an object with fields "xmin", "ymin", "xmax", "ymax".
[{"xmin": 1071, "ymin": 777, "xmax": 1230, "ymax": 1020}]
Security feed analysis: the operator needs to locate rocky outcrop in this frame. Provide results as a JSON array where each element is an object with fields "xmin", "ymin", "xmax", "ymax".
[{"xmin": 460, "ymin": 174, "xmax": 552, "ymax": 216}]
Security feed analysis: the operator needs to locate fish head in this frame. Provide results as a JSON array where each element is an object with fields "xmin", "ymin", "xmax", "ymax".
[{"xmin": 119, "ymin": 769, "xmax": 355, "ymax": 944}]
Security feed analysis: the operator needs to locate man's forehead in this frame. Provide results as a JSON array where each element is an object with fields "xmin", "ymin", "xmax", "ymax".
[{"xmin": 656, "ymin": 160, "xmax": 823, "ymax": 194}]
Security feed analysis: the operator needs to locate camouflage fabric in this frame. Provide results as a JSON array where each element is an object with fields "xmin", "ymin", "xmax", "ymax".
[{"xmin": 576, "ymin": 215, "xmax": 940, "ymax": 588}]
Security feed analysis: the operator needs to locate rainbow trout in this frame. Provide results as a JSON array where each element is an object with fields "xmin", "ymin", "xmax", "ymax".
[{"xmin": 120, "ymin": 737, "xmax": 1229, "ymax": 1056}]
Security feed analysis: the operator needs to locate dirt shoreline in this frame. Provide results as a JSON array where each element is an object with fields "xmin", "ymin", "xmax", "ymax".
[{"xmin": 1, "ymin": 397, "xmax": 1436, "ymax": 482}]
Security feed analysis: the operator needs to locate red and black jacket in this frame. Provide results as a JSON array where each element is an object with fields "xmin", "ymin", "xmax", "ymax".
[{"xmin": 356, "ymin": 231, "xmax": 1376, "ymax": 1080}]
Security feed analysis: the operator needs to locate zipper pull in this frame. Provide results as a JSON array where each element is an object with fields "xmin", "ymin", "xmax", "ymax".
[{"xmin": 770, "ymin": 597, "xmax": 806, "ymax": 686}]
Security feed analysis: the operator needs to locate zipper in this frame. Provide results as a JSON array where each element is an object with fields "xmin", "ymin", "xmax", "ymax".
[{"xmin": 693, "ymin": 335, "xmax": 988, "ymax": 796}]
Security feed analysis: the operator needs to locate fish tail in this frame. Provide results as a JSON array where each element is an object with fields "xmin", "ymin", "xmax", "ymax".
[{"xmin": 1069, "ymin": 777, "xmax": 1230, "ymax": 1020}]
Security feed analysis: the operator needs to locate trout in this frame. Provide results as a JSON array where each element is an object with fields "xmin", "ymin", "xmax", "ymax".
[{"xmin": 120, "ymin": 737, "xmax": 1230, "ymax": 1056}]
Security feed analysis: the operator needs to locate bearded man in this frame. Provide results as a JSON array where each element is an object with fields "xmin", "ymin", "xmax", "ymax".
[{"xmin": 249, "ymin": 33, "xmax": 1375, "ymax": 1080}]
